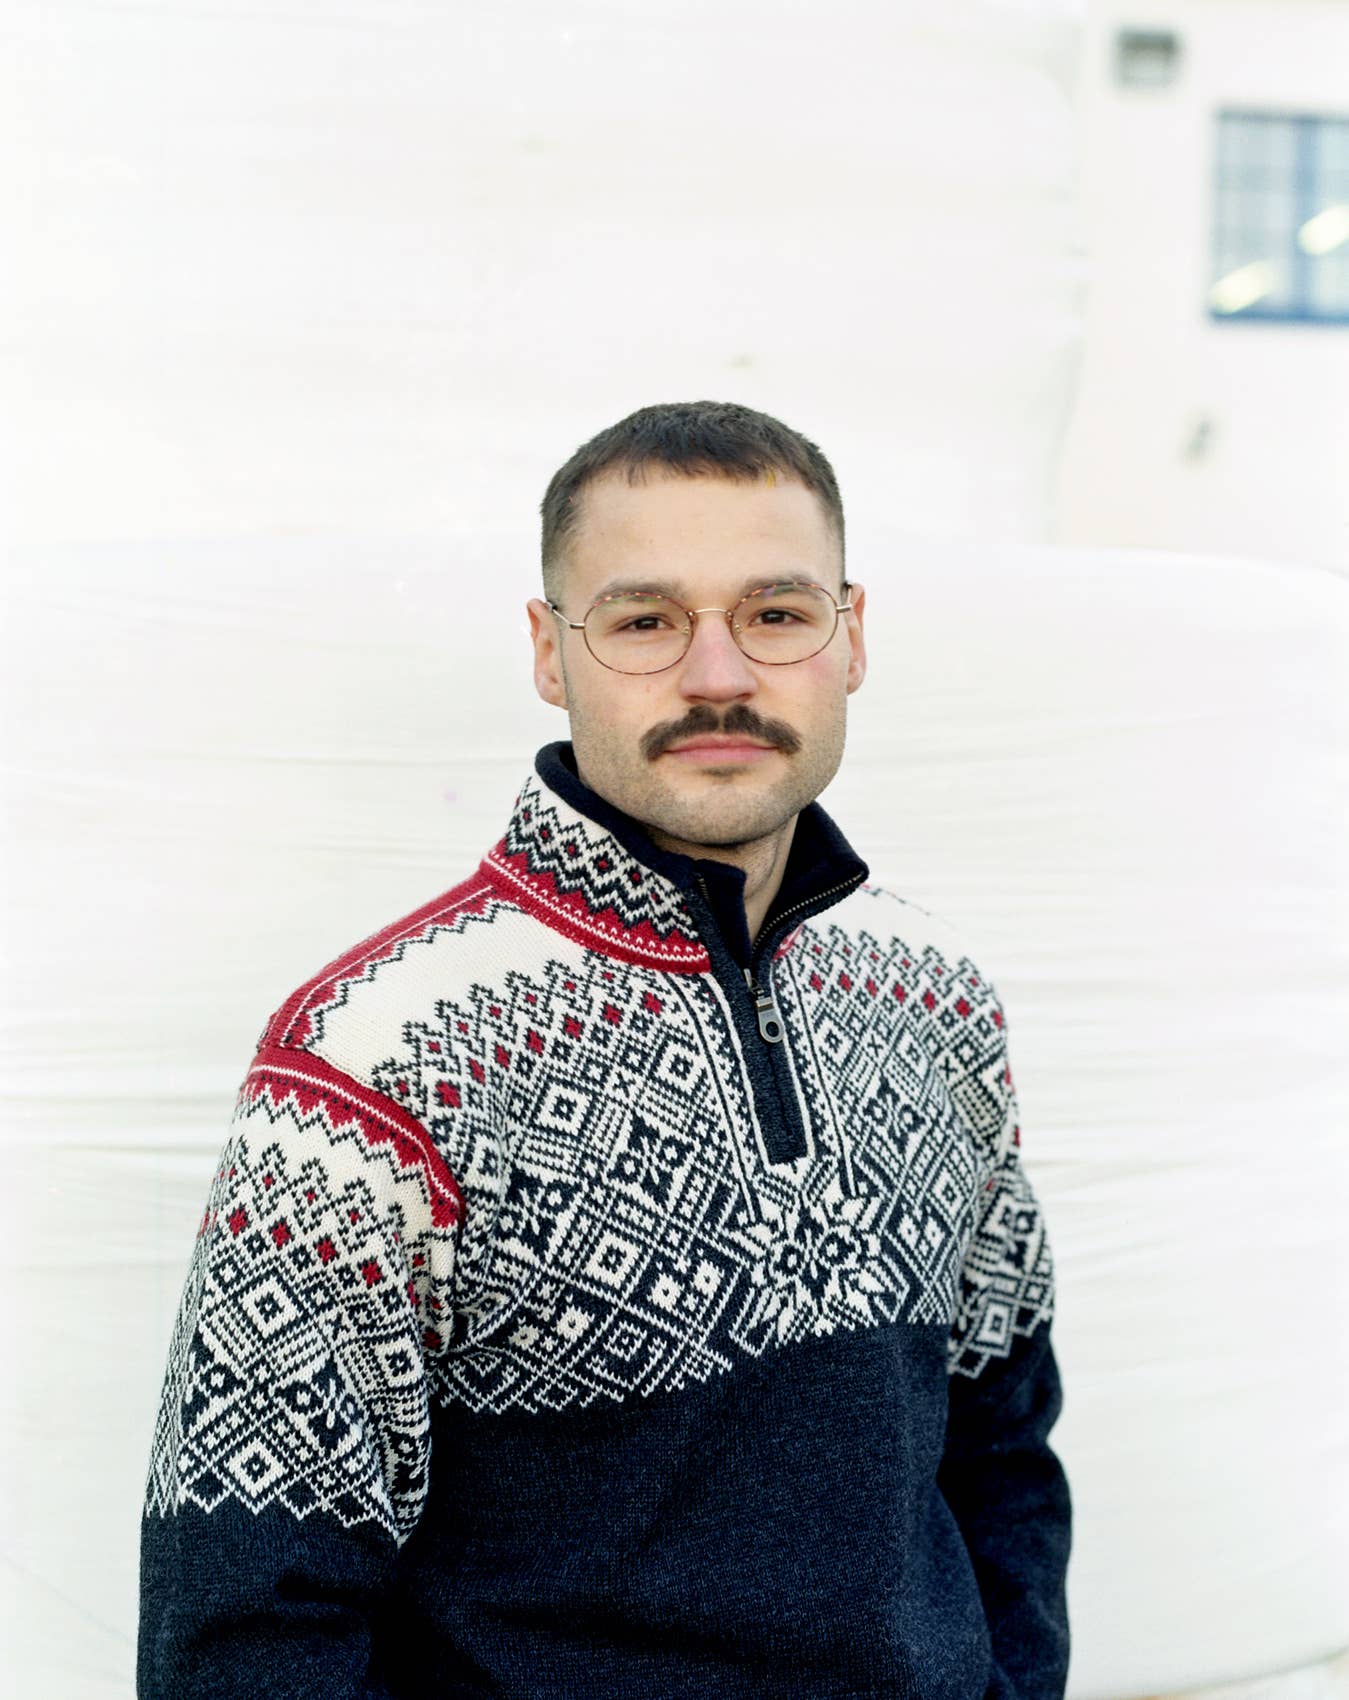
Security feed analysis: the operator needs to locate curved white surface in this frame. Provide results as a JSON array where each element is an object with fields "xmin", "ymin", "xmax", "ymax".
[
  {"xmin": 3, "ymin": 532, "xmax": 1347, "ymax": 1699},
  {"xmin": 10, "ymin": 1, "xmax": 1349, "ymax": 1693},
  {"xmin": 8, "ymin": 0, "xmax": 1084, "ymax": 551}
]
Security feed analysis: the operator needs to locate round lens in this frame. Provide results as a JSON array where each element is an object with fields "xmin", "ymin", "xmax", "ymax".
[
  {"xmin": 733, "ymin": 584, "xmax": 838, "ymax": 664},
  {"xmin": 585, "ymin": 594, "xmax": 691, "ymax": 674}
]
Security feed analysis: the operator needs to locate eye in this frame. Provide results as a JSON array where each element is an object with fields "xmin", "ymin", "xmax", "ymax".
[
  {"xmin": 616, "ymin": 613, "xmax": 675, "ymax": 633},
  {"xmin": 591, "ymin": 595, "xmax": 687, "ymax": 640},
  {"xmin": 736, "ymin": 585, "xmax": 834, "ymax": 635}
]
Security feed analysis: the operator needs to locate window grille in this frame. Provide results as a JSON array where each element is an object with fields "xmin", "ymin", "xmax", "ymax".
[{"xmin": 1210, "ymin": 110, "xmax": 1349, "ymax": 325}]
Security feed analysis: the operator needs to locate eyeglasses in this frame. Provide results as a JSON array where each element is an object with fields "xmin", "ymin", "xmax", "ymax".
[{"xmin": 548, "ymin": 581, "xmax": 853, "ymax": 676}]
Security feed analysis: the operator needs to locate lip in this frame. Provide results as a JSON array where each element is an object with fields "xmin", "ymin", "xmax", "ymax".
[{"xmin": 661, "ymin": 739, "xmax": 778, "ymax": 762}]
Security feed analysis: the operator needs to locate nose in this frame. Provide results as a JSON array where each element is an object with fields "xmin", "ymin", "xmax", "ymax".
[{"xmin": 676, "ymin": 610, "xmax": 760, "ymax": 703}]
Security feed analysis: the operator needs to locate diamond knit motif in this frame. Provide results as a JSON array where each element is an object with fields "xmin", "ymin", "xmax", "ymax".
[
  {"xmin": 145, "ymin": 764, "xmax": 1054, "ymax": 1545},
  {"xmin": 352, "ymin": 888, "xmax": 1051, "ymax": 1418},
  {"xmin": 146, "ymin": 1107, "xmax": 453, "ymax": 1537}
]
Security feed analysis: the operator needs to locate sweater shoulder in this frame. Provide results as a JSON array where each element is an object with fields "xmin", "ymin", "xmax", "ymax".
[
  {"xmin": 825, "ymin": 880, "xmax": 999, "ymax": 993},
  {"xmin": 254, "ymin": 859, "xmax": 548, "ymax": 1075}
]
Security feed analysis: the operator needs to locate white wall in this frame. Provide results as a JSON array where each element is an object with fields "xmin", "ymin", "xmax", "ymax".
[
  {"xmin": 12, "ymin": 4, "xmax": 1349, "ymax": 1696},
  {"xmin": 5, "ymin": 6, "xmax": 1093, "ymax": 1695},
  {"xmin": 7, "ymin": 534, "xmax": 1348, "ymax": 1700},
  {"xmin": 6, "ymin": 0, "xmax": 1084, "ymax": 558},
  {"xmin": 1057, "ymin": 0, "xmax": 1349, "ymax": 568}
]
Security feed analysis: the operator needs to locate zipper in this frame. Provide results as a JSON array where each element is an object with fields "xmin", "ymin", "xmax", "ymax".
[
  {"xmin": 692, "ymin": 866, "xmax": 865, "ymax": 1164},
  {"xmin": 743, "ymin": 866, "xmax": 865, "ymax": 1075},
  {"xmin": 694, "ymin": 874, "xmax": 782, "ymax": 1041},
  {"xmin": 745, "ymin": 968, "xmax": 785, "ymax": 1043},
  {"xmin": 749, "ymin": 871, "xmax": 866, "ymax": 981},
  {"xmin": 693, "ymin": 872, "xmax": 799, "ymax": 1160},
  {"xmin": 695, "ymin": 867, "xmax": 867, "ymax": 1051}
]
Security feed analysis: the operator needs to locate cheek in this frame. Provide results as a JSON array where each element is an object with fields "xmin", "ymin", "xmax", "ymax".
[
  {"xmin": 599, "ymin": 676, "xmax": 671, "ymax": 722},
  {"xmin": 568, "ymin": 679, "xmax": 650, "ymax": 746},
  {"xmin": 785, "ymin": 655, "xmax": 850, "ymax": 715}
]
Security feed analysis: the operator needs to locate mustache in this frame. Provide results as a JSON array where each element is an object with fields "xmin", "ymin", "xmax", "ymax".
[{"xmin": 641, "ymin": 702, "xmax": 803, "ymax": 762}]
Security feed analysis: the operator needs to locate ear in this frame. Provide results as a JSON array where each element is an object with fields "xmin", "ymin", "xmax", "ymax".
[
  {"xmin": 527, "ymin": 598, "xmax": 569, "ymax": 710},
  {"xmin": 843, "ymin": 582, "xmax": 867, "ymax": 695}
]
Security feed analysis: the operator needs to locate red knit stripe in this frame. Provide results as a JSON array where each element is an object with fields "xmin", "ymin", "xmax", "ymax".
[
  {"xmin": 483, "ymin": 847, "xmax": 709, "ymax": 973},
  {"xmin": 267, "ymin": 874, "xmax": 496, "ymax": 1048},
  {"xmin": 242, "ymin": 1043, "xmax": 463, "ymax": 1231}
]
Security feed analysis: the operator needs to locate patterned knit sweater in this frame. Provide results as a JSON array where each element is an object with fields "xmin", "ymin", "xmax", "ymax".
[{"xmin": 139, "ymin": 741, "xmax": 1071, "ymax": 1700}]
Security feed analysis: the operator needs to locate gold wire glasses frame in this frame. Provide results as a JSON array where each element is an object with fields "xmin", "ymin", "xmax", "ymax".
[{"xmin": 548, "ymin": 581, "xmax": 854, "ymax": 676}]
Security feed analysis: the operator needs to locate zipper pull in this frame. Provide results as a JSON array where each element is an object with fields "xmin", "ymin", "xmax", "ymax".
[{"xmin": 745, "ymin": 968, "xmax": 785, "ymax": 1044}]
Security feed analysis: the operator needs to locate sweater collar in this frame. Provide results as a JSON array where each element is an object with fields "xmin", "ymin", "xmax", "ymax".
[{"xmin": 483, "ymin": 741, "xmax": 868, "ymax": 972}]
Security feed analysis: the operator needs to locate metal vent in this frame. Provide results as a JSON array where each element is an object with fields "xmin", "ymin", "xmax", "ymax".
[{"xmin": 1114, "ymin": 28, "xmax": 1182, "ymax": 89}]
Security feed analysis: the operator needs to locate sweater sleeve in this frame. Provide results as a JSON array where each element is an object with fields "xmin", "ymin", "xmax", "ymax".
[
  {"xmin": 138, "ymin": 1040, "xmax": 462, "ymax": 1699},
  {"xmin": 938, "ymin": 1006, "xmax": 1072, "ymax": 1700}
]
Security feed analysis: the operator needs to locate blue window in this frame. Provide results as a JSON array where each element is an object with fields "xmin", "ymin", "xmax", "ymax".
[{"xmin": 1210, "ymin": 110, "xmax": 1349, "ymax": 324}]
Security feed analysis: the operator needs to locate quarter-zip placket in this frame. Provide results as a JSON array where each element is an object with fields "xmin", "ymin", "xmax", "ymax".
[
  {"xmin": 745, "ymin": 969, "xmax": 786, "ymax": 1044},
  {"xmin": 747, "ymin": 870, "xmax": 867, "ymax": 1020},
  {"xmin": 694, "ymin": 868, "xmax": 867, "ymax": 1164}
]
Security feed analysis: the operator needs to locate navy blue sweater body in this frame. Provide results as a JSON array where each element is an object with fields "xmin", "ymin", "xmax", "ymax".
[{"xmin": 139, "ymin": 744, "xmax": 1071, "ymax": 1698}]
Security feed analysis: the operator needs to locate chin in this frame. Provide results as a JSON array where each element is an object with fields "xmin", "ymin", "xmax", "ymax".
[{"xmin": 647, "ymin": 791, "xmax": 798, "ymax": 852}]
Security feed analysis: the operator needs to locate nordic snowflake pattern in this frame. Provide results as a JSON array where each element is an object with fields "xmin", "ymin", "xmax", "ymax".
[{"xmin": 146, "ymin": 768, "xmax": 1053, "ymax": 1539}]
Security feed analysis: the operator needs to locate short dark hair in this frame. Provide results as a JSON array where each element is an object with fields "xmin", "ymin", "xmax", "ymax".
[{"xmin": 539, "ymin": 400, "xmax": 845, "ymax": 601}]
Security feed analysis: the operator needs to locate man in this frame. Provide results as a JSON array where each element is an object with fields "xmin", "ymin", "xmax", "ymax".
[{"xmin": 140, "ymin": 400, "xmax": 1071, "ymax": 1698}]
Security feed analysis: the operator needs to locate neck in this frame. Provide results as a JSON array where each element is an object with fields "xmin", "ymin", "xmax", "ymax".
[{"xmin": 646, "ymin": 816, "xmax": 798, "ymax": 946}]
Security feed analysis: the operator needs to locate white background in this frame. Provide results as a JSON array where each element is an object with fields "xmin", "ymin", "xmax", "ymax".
[{"xmin": 5, "ymin": 2, "xmax": 1348, "ymax": 1696}]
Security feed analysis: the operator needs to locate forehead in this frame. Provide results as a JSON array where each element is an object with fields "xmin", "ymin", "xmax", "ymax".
[{"xmin": 565, "ymin": 468, "xmax": 839, "ymax": 598}]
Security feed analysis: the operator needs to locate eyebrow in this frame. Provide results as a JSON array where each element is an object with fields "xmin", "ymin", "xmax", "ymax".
[{"xmin": 591, "ymin": 573, "xmax": 824, "ymax": 602}]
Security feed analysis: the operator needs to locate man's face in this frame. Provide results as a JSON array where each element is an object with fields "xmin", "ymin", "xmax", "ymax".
[{"xmin": 527, "ymin": 468, "xmax": 866, "ymax": 855}]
